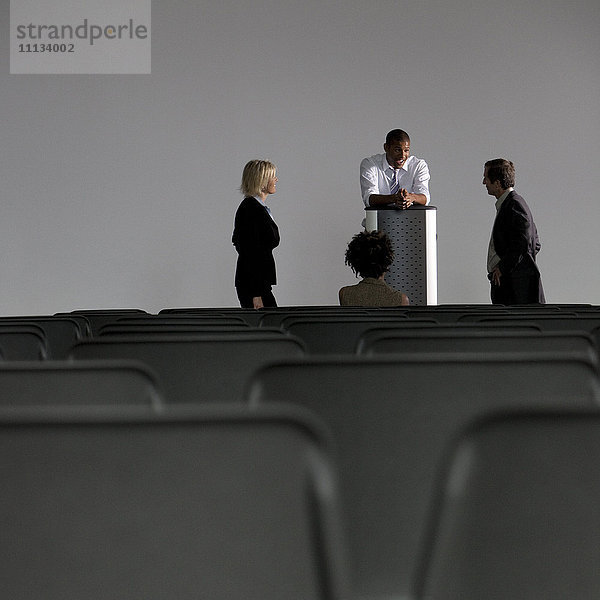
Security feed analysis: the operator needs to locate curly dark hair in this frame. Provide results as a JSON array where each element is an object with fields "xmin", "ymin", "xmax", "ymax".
[{"xmin": 345, "ymin": 231, "xmax": 395, "ymax": 279}]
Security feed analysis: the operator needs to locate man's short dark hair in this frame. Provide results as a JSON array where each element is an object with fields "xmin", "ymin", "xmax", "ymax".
[
  {"xmin": 485, "ymin": 158, "xmax": 515, "ymax": 189},
  {"xmin": 385, "ymin": 129, "xmax": 410, "ymax": 145},
  {"xmin": 345, "ymin": 231, "xmax": 395, "ymax": 279}
]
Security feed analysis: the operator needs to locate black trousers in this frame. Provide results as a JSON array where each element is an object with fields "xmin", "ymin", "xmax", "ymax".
[
  {"xmin": 490, "ymin": 273, "xmax": 545, "ymax": 305},
  {"xmin": 236, "ymin": 287, "xmax": 277, "ymax": 309}
]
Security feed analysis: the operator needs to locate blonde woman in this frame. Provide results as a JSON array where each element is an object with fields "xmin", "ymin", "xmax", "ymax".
[{"xmin": 232, "ymin": 160, "xmax": 280, "ymax": 309}]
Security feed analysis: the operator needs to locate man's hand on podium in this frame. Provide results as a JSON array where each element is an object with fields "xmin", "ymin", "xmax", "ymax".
[{"xmin": 392, "ymin": 189, "xmax": 414, "ymax": 210}]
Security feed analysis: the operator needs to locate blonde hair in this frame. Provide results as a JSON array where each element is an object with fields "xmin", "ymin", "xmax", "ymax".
[{"xmin": 240, "ymin": 160, "xmax": 277, "ymax": 197}]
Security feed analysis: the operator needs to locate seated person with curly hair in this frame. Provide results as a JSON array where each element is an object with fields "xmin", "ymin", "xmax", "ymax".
[{"xmin": 339, "ymin": 231, "xmax": 410, "ymax": 306}]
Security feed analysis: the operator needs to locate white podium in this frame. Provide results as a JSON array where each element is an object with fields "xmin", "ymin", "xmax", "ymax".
[{"xmin": 365, "ymin": 205, "xmax": 438, "ymax": 305}]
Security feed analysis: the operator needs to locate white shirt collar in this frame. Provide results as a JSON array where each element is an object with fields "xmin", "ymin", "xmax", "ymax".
[
  {"xmin": 253, "ymin": 195, "xmax": 273, "ymax": 219},
  {"xmin": 384, "ymin": 154, "xmax": 409, "ymax": 174},
  {"xmin": 495, "ymin": 187, "xmax": 513, "ymax": 211}
]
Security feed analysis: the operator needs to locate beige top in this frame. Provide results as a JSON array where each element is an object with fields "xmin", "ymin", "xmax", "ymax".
[{"xmin": 338, "ymin": 277, "xmax": 408, "ymax": 307}]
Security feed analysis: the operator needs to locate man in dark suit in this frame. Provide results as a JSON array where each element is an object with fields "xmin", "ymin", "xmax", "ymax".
[{"xmin": 483, "ymin": 158, "xmax": 545, "ymax": 305}]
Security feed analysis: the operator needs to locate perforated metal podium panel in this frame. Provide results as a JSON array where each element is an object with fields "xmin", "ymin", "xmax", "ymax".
[{"xmin": 365, "ymin": 206, "xmax": 437, "ymax": 305}]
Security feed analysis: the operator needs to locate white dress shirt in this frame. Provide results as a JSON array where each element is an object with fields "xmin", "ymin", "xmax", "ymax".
[
  {"xmin": 360, "ymin": 153, "xmax": 431, "ymax": 207},
  {"xmin": 487, "ymin": 187, "xmax": 513, "ymax": 272}
]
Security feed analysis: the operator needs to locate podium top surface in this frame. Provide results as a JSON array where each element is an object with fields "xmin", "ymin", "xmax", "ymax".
[{"xmin": 365, "ymin": 205, "xmax": 437, "ymax": 211}]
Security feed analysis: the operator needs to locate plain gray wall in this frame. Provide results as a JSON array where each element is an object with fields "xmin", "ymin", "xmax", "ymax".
[{"xmin": 1, "ymin": 0, "xmax": 599, "ymax": 314}]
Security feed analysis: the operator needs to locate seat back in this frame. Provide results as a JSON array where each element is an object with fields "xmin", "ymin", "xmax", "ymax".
[
  {"xmin": 0, "ymin": 361, "xmax": 163, "ymax": 409},
  {"xmin": 415, "ymin": 412, "xmax": 600, "ymax": 600},
  {"xmin": 359, "ymin": 329, "xmax": 599, "ymax": 365},
  {"xmin": 0, "ymin": 327, "xmax": 47, "ymax": 360},
  {"xmin": 62, "ymin": 309, "xmax": 149, "ymax": 335},
  {"xmin": 258, "ymin": 308, "xmax": 372, "ymax": 328},
  {"xmin": 0, "ymin": 405, "xmax": 348, "ymax": 600},
  {"xmin": 0, "ymin": 317, "xmax": 85, "ymax": 359},
  {"xmin": 158, "ymin": 307, "xmax": 264, "ymax": 326},
  {"xmin": 98, "ymin": 324, "xmax": 284, "ymax": 338},
  {"xmin": 70, "ymin": 335, "xmax": 306, "ymax": 403},
  {"xmin": 282, "ymin": 316, "xmax": 438, "ymax": 354},
  {"xmin": 355, "ymin": 322, "xmax": 542, "ymax": 352},
  {"xmin": 245, "ymin": 353, "xmax": 600, "ymax": 599},
  {"xmin": 106, "ymin": 316, "xmax": 250, "ymax": 328},
  {"xmin": 459, "ymin": 313, "xmax": 600, "ymax": 332}
]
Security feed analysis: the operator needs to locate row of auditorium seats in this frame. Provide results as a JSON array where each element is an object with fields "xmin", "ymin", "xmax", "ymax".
[
  {"xmin": 4, "ymin": 304, "xmax": 600, "ymax": 357},
  {"xmin": 1, "ymin": 304, "xmax": 600, "ymax": 599}
]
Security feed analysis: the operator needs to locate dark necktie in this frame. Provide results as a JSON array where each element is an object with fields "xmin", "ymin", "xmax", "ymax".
[{"xmin": 389, "ymin": 169, "xmax": 399, "ymax": 195}]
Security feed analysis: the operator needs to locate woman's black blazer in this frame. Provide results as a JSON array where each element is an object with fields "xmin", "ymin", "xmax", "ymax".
[{"xmin": 232, "ymin": 196, "xmax": 280, "ymax": 295}]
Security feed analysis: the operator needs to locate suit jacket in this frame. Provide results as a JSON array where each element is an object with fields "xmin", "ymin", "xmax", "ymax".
[
  {"xmin": 232, "ymin": 197, "xmax": 280, "ymax": 296},
  {"xmin": 491, "ymin": 190, "xmax": 545, "ymax": 304}
]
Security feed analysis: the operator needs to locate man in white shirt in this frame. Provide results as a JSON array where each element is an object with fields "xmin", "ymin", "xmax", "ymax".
[{"xmin": 360, "ymin": 129, "xmax": 431, "ymax": 209}]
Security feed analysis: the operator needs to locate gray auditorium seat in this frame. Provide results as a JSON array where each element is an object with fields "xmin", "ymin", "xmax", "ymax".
[
  {"xmin": 404, "ymin": 306, "xmax": 565, "ymax": 323},
  {"xmin": 281, "ymin": 315, "xmax": 433, "ymax": 354},
  {"xmin": 159, "ymin": 308, "xmax": 265, "ymax": 326},
  {"xmin": 60, "ymin": 309, "xmax": 149, "ymax": 335},
  {"xmin": 355, "ymin": 322, "xmax": 542, "ymax": 352},
  {"xmin": 0, "ymin": 405, "xmax": 348, "ymax": 600},
  {"xmin": 70, "ymin": 335, "xmax": 306, "ymax": 403},
  {"xmin": 415, "ymin": 412, "xmax": 600, "ymax": 600},
  {"xmin": 258, "ymin": 308, "xmax": 372, "ymax": 328},
  {"xmin": 0, "ymin": 317, "xmax": 86, "ymax": 359},
  {"xmin": 245, "ymin": 353, "xmax": 600, "ymax": 600},
  {"xmin": 358, "ymin": 329, "xmax": 599, "ymax": 365},
  {"xmin": 0, "ymin": 327, "xmax": 47, "ymax": 360},
  {"xmin": 0, "ymin": 361, "xmax": 162, "ymax": 409},
  {"xmin": 98, "ymin": 324, "xmax": 284, "ymax": 337},
  {"xmin": 403, "ymin": 307, "xmax": 511, "ymax": 322},
  {"xmin": 592, "ymin": 325, "xmax": 600, "ymax": 354},
  {"xmin": 106, "ymin": 316, "xmax": 250, "ymax": 328},
  {"xmin": 458, "ymin": 313, "xmax": 600, "ymax": 332}
]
